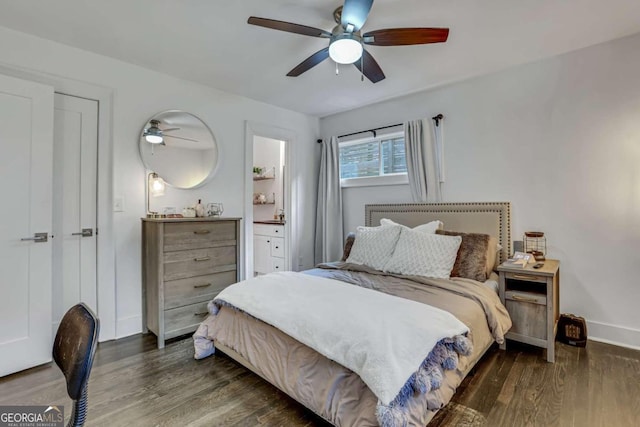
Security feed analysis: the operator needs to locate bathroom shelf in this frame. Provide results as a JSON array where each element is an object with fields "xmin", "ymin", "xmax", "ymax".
[
  {"xmin": 253, "ymin": 202, "xmax": 275, "ymax": 205},
  {"xmin": 253, "ymin": 166, "xmax": 276, "ymax": 181}
]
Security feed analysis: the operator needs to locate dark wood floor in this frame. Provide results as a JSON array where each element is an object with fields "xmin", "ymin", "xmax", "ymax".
[{"xmin": 1, "ymin": 334, "xmax": 638, "ymax": 426}]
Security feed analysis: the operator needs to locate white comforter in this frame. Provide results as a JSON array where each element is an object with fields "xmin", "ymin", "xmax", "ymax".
[{"xmin": 211, "ymin": 271, "xmax": 469, "ymax": 406}]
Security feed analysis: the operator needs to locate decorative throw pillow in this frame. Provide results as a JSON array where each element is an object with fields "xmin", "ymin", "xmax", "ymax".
[
  {"xmin": 383, "ymin": 229, "xmax": 462, "ymax": 279},
  {"xmin": 341, "ymin": 232, "xmax": 356, "ymax": 261},
  {"xmin": 435, "ymin": 230, "xmax": 491, "ymax": 282},
  {"xmin": 380, "ymin": 218, "xmax": 443, "ymax": 234},
  {"xmin": 346, "ymin": 225, "xmax": 402, "ymax": 271}
]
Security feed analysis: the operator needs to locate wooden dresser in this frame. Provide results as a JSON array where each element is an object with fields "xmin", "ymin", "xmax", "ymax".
[{"xmin": 141, "ymin": 217, "xmax": 241, "ymax": 348}]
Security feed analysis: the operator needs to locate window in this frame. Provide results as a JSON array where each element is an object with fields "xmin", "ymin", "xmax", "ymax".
[{"xmin": 339, "ymin": 132, "xmax": 408, "ymax": 187}]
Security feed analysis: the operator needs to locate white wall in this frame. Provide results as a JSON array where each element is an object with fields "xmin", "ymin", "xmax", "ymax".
[
  {"xmin": 321, "ymin": 33, "xmax": 640, "ymax": 349},
  {"xmin": 0, "ymin": 25, "xmax": 320, "ymax": 339}
]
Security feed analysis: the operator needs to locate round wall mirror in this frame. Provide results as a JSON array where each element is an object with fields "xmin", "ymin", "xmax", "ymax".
[{"xmin": 139, "ymin": 110, "xmax": 219, "ymax": 189}]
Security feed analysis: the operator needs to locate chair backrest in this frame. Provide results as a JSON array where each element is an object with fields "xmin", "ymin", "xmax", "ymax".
[{"xmin": 53, "ymin": 303, "xmax": 100, "ymax": 401}]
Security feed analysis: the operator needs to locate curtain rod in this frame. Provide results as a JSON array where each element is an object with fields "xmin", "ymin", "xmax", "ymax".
[
  {"xmin": 336, "ymin": 123, "xmax": 402, "ymax": 140},
  {"xmin": 317, "ymin": 114, "xmax": 444, "ymax": 143}
]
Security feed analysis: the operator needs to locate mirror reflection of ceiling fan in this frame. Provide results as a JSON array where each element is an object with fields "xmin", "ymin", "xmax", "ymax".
[
  {"xmin": 248, "ymin": 0, "xmax": 449, "ymax": 83},
  {"xmin": 143, "ymin": 119, "xmax": 199, "ymax": 145}
]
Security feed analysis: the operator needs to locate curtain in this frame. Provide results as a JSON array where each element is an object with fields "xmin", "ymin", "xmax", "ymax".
[
  {"xmin": 315, "ymin": 136, "xmax": 344, "ymax": 264},
  {"xmin": 404, "ymin": 119, "xmax": 443, "ymax": 203}
]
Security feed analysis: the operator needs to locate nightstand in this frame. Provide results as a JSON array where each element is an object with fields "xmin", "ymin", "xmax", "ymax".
[{"xmin": 498, "ymin": 259, "xmax": 560, "ymax": 362}]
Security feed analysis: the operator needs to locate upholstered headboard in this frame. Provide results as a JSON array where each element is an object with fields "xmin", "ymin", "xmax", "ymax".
[{"xmin": 365, "ymin": 202, "xmax": 511, "ymax": 263}]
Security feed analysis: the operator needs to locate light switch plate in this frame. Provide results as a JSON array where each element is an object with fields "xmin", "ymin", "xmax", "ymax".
[{"xmin": 113, "ymin": 196, "xmax": 124, "ymax": 212}]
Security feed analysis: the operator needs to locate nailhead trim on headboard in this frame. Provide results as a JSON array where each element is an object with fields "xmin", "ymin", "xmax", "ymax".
[{"xmin": 365, "ymin": 202, "xmax": 512, "ymax": 263}]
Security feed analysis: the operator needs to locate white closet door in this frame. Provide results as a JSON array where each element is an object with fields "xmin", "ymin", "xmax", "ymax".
[
  {"xmin": 52, "ymin": 94, "xmax": 98, "ymax": 329},
  {"xmin": 0, "ymin": 74, "xmax": 54, "ymax": 377}
]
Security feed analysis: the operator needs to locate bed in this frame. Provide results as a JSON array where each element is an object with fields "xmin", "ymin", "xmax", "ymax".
[{"xmin": 194, "ymin": 202, "xmax": 512, "ymax": 426}]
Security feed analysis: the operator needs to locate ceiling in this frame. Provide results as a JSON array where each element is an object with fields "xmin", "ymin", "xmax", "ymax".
[{"xmin": 1, "ymin": 0, "xmax": 639, "ymax": 117}]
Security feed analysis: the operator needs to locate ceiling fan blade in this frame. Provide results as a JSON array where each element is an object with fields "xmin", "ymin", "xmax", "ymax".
[
  {"xmin": 161, "ymin": 127, "xmax": 180, "ymax": 132},
  {"xmin": 353, "ymin": 49, "xmax": 385, "ymax": 83},
  {"xmin": 287, "ymin": 47, "xmax": 330, "ymax": 77},
  {"xmin": 341, "ymin": 0, "xmax": 374, "ymax": 32},
  {"xmin": 164, "ymin": 134, "xmax": 199, "ymax": 142},
  {"xmin": 248, "ymin": 17, "xmax": 331, "ymax": 38},
  {"xmin": 363, "ymin": 28, "xmax": 449, "ymax": 46}
]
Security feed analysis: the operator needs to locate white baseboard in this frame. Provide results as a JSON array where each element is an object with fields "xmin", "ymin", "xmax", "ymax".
[
  {"xmin": 586, "ymin": 319, "xmax": 640, "ymax": 351},
  {"xmin": 116, "ymin": 315, "xmax": 142, "ymax": 339}
]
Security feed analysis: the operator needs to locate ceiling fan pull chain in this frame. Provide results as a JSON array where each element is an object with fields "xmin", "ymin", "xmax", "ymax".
[{"xmin": 360, "ymin": 49, "xmax": 364, "ymax": 82}]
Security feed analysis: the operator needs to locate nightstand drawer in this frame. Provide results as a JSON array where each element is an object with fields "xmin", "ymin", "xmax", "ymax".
[
  {"xmin": 506, "ymin": 298, "xmax": 547, "ymax": 340},
  {"xmin": 505, "ymin": 290, "xmax": 546, "ymax": 305},
  {"xmin": 504, "ymin": 271, "xmax": 547, "ymax": 283}
]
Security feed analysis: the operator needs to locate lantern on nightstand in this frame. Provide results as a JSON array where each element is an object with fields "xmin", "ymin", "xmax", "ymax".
[{"xmin": 523, "ymin": 231, "xmax": 546, "ymax": 261}]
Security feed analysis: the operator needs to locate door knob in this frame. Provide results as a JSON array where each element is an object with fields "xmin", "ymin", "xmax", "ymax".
[
  {"xmin": 21, "ymin": 232, "xmax": 48, "ymax": 243},
  {"xmin": 71, "ymin": 228, "xmax": 93, "ymax": 237}
]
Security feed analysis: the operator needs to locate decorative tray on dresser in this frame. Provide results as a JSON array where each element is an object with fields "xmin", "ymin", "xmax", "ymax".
[{"xmin": 141, "ymin": 217, "xmax": 241, "ymax": 348}]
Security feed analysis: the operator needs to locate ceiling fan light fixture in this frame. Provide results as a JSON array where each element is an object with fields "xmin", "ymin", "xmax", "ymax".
[
  {"xmin": 145, "ymin": 120, "xmax": 164, "ymax": 144},
  {"xmin": 145, "ymin": 133, "xmax": 164, "ymax": 144},
  {"xmin": 329, "ymin": 35, "xmax": 362, "ymax": 64}
]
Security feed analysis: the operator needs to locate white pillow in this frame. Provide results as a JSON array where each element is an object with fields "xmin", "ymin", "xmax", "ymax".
[
  {"xmin": 383, "ymin": 228, "xmax": 462, "ymax": 279},
  {"xmin": 346, "ymin": 225, "xmax": 402, "ymax": 271},
  {"xmin": 380, "ymin": 218, "xmax": 443, "ymax": 234}
]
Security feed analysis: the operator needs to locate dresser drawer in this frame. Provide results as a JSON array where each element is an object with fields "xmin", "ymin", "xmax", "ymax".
[
  {"xmin": 164, "ymin": 221, "xmax": 237, "ymax": 252},
  {"xmin": 253, "ymin": 224, "xmax": 284, "ymax": 237},
  {"xmin": 164, "ymin": 270, "xmax": 237, "ymax": 309},
  {"xmin": 164, "ymin": 246, "xmax": 237, "ymax": 281},
  {"xmin": 270, "ymin": 237, "xmax": 284, "ymax": 258},
  {"xmin": 164, "ymin": 301, "xmax": 210, "ymax": 339}
]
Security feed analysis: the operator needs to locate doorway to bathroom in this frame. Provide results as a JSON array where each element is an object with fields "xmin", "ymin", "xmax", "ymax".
[
  {"xmin": 252, "ymin": 136, "xmax": 287, "ymax": 276},
  {"xmin": 243, "ymin": 122, "xmax": 296, "ymax": 280}
]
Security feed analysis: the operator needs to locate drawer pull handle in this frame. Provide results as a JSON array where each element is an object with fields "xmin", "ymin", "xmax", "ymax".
[
  {"xmin": 512, "ymin": 295, "xmax": 539, "ymax": 303},
  {"xmin": 193, "ymin": 283, "xmax": 212, "ymax": 289},
  {"xmin": 275, "ymin": 246, "xmax": 279, "ymax": 249},
  {"xmin": 512, "ymin": 274, "xmax": 540, "ymax": 280},
  {"xmin": 266, "ymin": 240, "xmax": 270, "ymax": 243},
  {"xmin": 194, "ymin": 311, "xmax": 208, "ymax": 316},
  {"xmin": 194, "ymin": 256, "xmax": 211, "ymax": 262},
  {"xmin": 193, "ymin": 230, "xmax": 211, "ymax": 235},
  {"xmin": 274, "ymin": 230, "xmax": 279, "ymax": 233}
]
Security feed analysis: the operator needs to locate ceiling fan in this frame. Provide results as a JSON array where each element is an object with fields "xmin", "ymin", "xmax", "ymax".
[
  {"xmin": 143, "ymin": 119, "xmax": 199, "ymax": 145},
  {"xmin": 248, "ymin": 0, "xmax": 449, "ymax": 83}
]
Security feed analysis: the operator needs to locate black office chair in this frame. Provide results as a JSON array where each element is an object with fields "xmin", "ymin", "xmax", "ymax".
[{"xmin": 53, "ymin": 303, "xmax": 100, "ymax": 427}]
